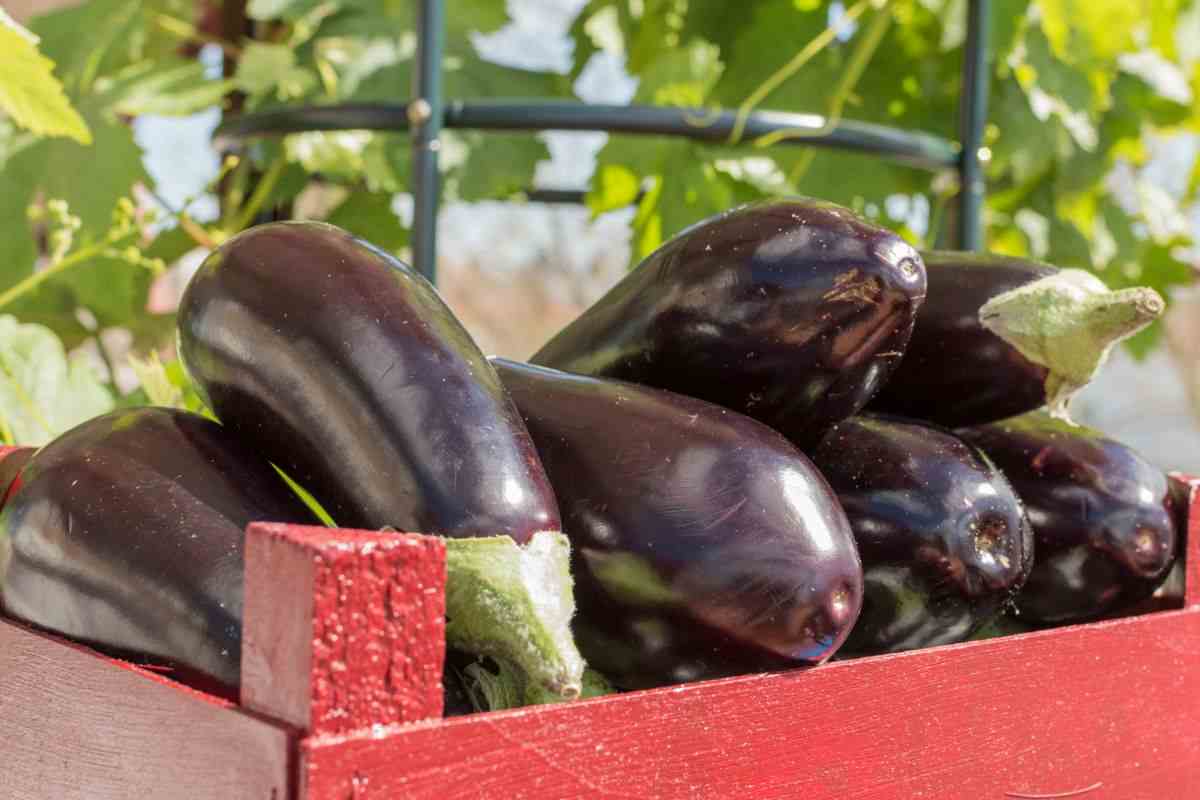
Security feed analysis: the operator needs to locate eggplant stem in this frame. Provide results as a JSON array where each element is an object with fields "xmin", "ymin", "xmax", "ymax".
[
  {"xmin": 443, "ymin": 532, "xmax": 586, "ymax": 700},
  {"xmin": 978, "ymin": 269, "xmax": 1165, "ymax": 422}
]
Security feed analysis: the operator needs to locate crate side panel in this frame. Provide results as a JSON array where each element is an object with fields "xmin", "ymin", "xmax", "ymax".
[
  {"xmin": 0, "ymin": 620, "xmax": 293, "ymax": 800},
  {"xmin": 302, "ymin": 608, "xmax": 1200, "ymax": 800}
]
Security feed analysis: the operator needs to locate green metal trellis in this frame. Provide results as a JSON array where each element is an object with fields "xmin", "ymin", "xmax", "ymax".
[{"xmin": 216, "ymin": 0, "xmax": 991, "ymax": 284}]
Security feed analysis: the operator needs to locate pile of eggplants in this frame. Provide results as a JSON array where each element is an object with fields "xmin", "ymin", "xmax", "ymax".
[{"xmin": 0, "ymin": 198, "xmax": 1186, "ymax": 712}]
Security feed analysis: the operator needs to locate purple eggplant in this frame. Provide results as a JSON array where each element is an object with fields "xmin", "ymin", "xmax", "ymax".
[
  {"xmin": 868, "ymin": 252, "xmax": 1054, "ymax": 427},
  {"xmin": 0, "ymin": 447, "xmax": 35, "ymax": 504},
  {"xmin": 491, "ymin": 358, "xmax": 863, "ymax": 690},
  {"xmin": 811, "ymin": 416, "xmax": 1033, "ymax": 655},
  {"xmin": 177, "ymin": 221, "xmax": 560, "ymax": 541},
  {"xmin": 178, "ymin": 222, "xmax": 588, "ymax": 700},
  {"xmin": 0, "ymin": 408, "xmax": 319, "ymax": 690},
  {"xmin": 532, "ymin": 199, "xmax": 926, "ymax": 447},
  {"xmin": 869, "ymin": 251, "xmax": 1163, "ymax": 427},
  {"xmin": 958, "ymin": 412, "xmax": 1178, "ymax": 624}
]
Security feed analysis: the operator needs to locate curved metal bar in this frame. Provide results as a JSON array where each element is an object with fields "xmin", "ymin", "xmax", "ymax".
[{"xmin": 215, "ymin": 101, "xmax": 960, "ymax": 172}]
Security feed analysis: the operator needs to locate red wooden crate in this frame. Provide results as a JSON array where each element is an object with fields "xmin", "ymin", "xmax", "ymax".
[{"xmin": 2, "ymin": 448, "xmax": 1198, "ymax": 799}]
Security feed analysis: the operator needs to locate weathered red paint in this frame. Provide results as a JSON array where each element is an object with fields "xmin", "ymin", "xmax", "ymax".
[
  {"xmin": 241, "ymin": 522, "xmax": 446, "ymax": 735},
  {"xmin": 0, "ymin": 619, "xmax": 292, "ymax": 800},
  {"xmin": 1178, "ymin": 477, "xmax": 1200, "ymax": 608},
  {"xmin": 0, "ymin": 458, "xmax": 1196, "ymax": 800},
  {"xmin": 301, "ymin": 608, "xmax": 1200, "ymax": 799}
]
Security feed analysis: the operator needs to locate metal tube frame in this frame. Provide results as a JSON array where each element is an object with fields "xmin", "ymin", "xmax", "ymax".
[{"xmin": 216, "ymin": 0, "xmax": 991, "ymax": 283}]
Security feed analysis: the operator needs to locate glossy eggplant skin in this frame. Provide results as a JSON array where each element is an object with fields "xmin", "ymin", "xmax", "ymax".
[
  {"xmin": 958, "ymin": 412, "xmax": 1178, "ymax": 625},
  {"xmin": 491, "ymin": 358, "xmax": 863, "ymax": 690},
  {"xmin": 811, "ymin": 416, "xmax": 1033, "ymax": 655},
  {"xmin": 532, "ymin": 199, "xmax": 926, "ymax": 448},
  {"xmin": 0, "ymin": 447, "xmax": 35, "ymax": 503},
  {"xmin": 178, "ymin": 221, "xmax": 560, "ymax": 540},
  {"xmin": 0, "ymin": 408, "xmax": 319, "ymax": 689},
  {"xmin": 868, "ymin": 251, "xmax": 1055, "ymax": 427}
]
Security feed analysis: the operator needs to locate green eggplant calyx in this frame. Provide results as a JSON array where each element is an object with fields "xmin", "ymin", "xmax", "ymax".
[
  {"xmin": 459, "ymin": 658, "xmax": 615, "ymax": 712},
  {"xmin": 443, "ymin": 531, "xmax": 586, "ymax": 700},
  {"xmin": 978, "ymin": 269, "xmax": 1164, "ymax": 422}
]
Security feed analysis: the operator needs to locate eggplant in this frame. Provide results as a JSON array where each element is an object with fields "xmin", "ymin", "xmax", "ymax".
[
  {"xmin": 177, "ymin": 220, "xmax": 559, "ymax": 541},
  {"xmin": 491, "ymin": 358, "xmax": 863, "ymax": 690},
  {"xmin": 0, "ymin": 447, "xmax": 35, "ymax": 504},
  {"xmin": 0, "ymin": 408, "xmax": 319, "ymax": 690},
  {"xmin": 178, "ymin": 221, "xmax": 585, "ymax": 699},
  {"xmin": 958, "ymin": 412, "xmax": 1178, "ymax": 624},
  {"xmin": 811, "ymin": 416, "xmax": 1033, "ymax": 655},
  {"xmin": 1108, "ymin": 475, "xmax": 1193, "ymax": 617},
  {"xmin": 869, "ymin": 251, "xmax": 1163, "ymax": 427},
  {"xmin": 532, "ymin": 198, "xmax": 927, "ymax": 448}
]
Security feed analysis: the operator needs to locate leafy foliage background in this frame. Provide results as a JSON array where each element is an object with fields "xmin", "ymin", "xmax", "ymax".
[{"xmin": 0, "ymin": 0, "xmax": 1198, "ymax": 441}]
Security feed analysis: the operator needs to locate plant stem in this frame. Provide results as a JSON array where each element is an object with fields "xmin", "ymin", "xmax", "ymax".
[
  {"xmin": 443, "ymin": 532, "xmax": 586, "ymax": 700},
  {"xmin": 179, "ymin": 214, "xmax": 218, "ymax": 249},
  {"xmin": 758, "ymin": 1, "xmax": 893, "ymax": 153},
  {"xmin": 232, "ymin": 154, "xmax": 287, "ymax": 232},
  {"xmin": 728, "ymin": 0, "xmax": 875, "ymax": 145},
  {"xmin": 0, "ymin": 239, "xmax": 116, "ymax": 310},
  {"xmin": 155, "ymin": 13, "xmax": 243, "ymax": 58}
]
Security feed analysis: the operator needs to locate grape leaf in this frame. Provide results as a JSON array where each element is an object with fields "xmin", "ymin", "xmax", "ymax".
[
  {"xmin": 454, "ymin": 134, "xmax": 549, "ymax": 201},
  {"xmin": 143, "ymin": 224, "xmax": 201, "ymax": 267},
  {"xmin": 586, "ymin": 164, "xmax": 641, "ymax": 215},
  {"xmin": 633, "ymin": 38, "xmax": 723, "ymax": 107},
  {"xmin": 0, "ymin": 315, "xmax": 113, "ymax": 446},
  {"xmin": 710, "ymin": 1, "xmax": 837, "ymax": 115},
  {"xmin": 361, "ymin": 134, "xmax": 411, "ymax": 193},
  {"xmin": 444, "ymin": 53, "xmax": 571, "ymax": 99},
  {"xmin": 29, "ymin": 0, "xmax": 142, "ymax": 91},
  {"xmin": 323, "ymin": 190, "xmax": 409, "ymax": 254},
  {"xmin": 248, "ymin": 0, "xmax": 327, "ymax": 19},
  {"xmin": 103, "ymin": 59, "xmax": 234, "ymax": 117},
  {"xmin": 0, "ymin": 101, "xmax": 149, "ymax": 295},
  {"xmin": 236, "ymin": 43, "xmax": 318, "ymax": 101},
  {"xmin": 0, "ymin": 22, "xmax": 92, "ymax": 144}
]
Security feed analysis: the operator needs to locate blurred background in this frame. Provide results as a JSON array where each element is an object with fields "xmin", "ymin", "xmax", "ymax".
[{"xmin": 2, "ymin": 0, "xmax": 1200, "ymax": 468}]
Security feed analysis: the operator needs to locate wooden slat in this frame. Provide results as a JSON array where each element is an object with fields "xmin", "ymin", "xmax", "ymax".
[
  {"xmin": 298, "ymin": 475, "xmax": 1200, "ymax": 800},
  {"xmin": 0, "ymin": 620, "xmax": 293, "ymax": 800},
  {"xmin": 1179, "ymin": 477, "xmax": 1200, "ymax": 608},
  {"xmin": 301, "ymin": 608, "xmax": 1200, "ymax": 800},
  {"xmin": 241, "ymin": 523, "xmax": 447, "ymax": 735}
]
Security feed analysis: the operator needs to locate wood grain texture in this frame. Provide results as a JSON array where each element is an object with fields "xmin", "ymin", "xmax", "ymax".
[
  {"xmin": 300, "ymin": 607, "xmax": 1200, "ymax": 800},
  {"xmin": 0, "ymin": 618, "xmax": 292, "ymax": 800},
  {"xmin": 241, "ymin": 523, "xmax": 446, "ymax": 737},
  {"xmin": 298, "ymin": 476, "xmax": 1200, "ymax": 800},
  {"xmin": 1179, "ymin": 476, "xmax": 1200, "ymax": 607}
]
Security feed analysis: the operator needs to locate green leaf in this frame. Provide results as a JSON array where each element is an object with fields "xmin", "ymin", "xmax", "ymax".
[
  {"xmin": 128, "ymin": 351, "xmax": 210, "ymax": 415},
  {"xmin": 360, "ymin": 134, "xmax": 411, "ymax": 193},
  {"xmin": 0, "ymin": 102, "xmax": 149, "ymax": 296},
  {"xmin": 283, "ymin": 130, "xmax": 373, "ymax": 177},
  {"xmin": 236, "ymin": 42, "xmax": 317, "ymax": 101},
  {"xmin": 323, "ymin": 191, "xmax": 408, "ymax": 254},
  {"xmin": 444, "ymin": 53, "xmax": 570, "ymax": 99},
  {"xmin": 29, "ymin": 0, "xmax": 140, "ymax": 91},
  {"xmin": 1039, "ymin": 0, "xmax": 1138, "ymax": 63},
  {"xmin": 0, "ymin": 315, "xmax": 113, "ymax": 446},
  {"xmin": 0, "ymin": 23, "xmax": 92, "ymax": 144},
  {"xmin": 710, "ymin": 0, "xmax": 832, "ymax": 114},
  {"xmin": 143, "ymin": 224, "xmax": 200, "ymax": 268},
  {"xmin": 28, "ymin": 0, "xmax": 192, "ymax": 93},
  {"xmin": 248, "ymin": 0, "xmax": 325, "ymax": 19},
  {"xmin": 634, "ymin": 38, "xmax": 724, "ymax": 107},
  {"xmin": 102, "ymin": 59, "xmax": 234, "ymax": 117},
  {"xmin": 454, "ymin": 135, "xmax": 549, "ymax": 202},
  {"xmin": 586, "ymin": 164, "xmax": 641, "ymax": 215}
]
